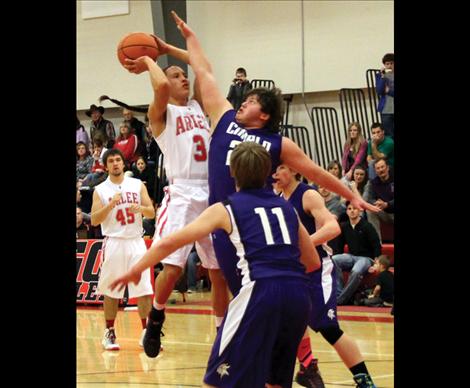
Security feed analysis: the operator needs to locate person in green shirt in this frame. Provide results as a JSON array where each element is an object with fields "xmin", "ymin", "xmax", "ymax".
[{"xmin": 366, "ymin": 123, "xmax": 394, "ymax": 179}]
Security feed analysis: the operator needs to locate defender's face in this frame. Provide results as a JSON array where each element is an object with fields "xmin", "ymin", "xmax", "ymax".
[
  {"xmin": 235, "ymin": 95, "xmax": 267, "ymax": 126},
  {"xmin": 272, "ymin": 164, "xmax": 295, "ymax": 190}
]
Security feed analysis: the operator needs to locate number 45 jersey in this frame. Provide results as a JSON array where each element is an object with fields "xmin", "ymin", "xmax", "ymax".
[
  {"xmin": 225, "ymin": 188, "xmax": 308, "ymax": 285},
  {"xmin": 156, "ymin": 100, "xmax": 210, "ymax": 181},
  {"xmin": 94, "ymin": 176, "xmax": 144, "ymax": 238}
]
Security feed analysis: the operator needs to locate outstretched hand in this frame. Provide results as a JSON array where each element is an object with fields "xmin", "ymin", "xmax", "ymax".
[
  {"xmin": 109, "ymin": 269, "xmax": 142, "ymax": 292},
  {"xmin": 124, "ymin": 57, "xmax": 151, "ymax": 74},
  {"xmin": 350, "ymin": 195, "xmax": 380, "ymax": 213},
  {"xmin": 171, "ymin": 10, "xmax": 193, "ymax": 38}
]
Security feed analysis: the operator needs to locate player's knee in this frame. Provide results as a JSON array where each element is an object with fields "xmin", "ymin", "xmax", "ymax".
[
  {"xmin": 162, "ymin": 264, "xmax": 183, "ymax": 282},
  {"xmin": 320, "ymin": 326, "xmax": 343, "ymax": 345}
]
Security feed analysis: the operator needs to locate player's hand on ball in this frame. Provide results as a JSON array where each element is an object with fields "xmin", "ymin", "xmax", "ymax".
[
  {"xmin": 151, "ymin": 34, "xmax": 169, "ymax": 55},
  {"xmin": 124, "ymin": 57, "xmax": 150, "ymax": 74}
]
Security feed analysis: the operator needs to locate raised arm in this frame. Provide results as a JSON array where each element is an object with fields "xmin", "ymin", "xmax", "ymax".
[
  {"xmin": 281, "ymin": 137, "xmax": 380, "ymax": 212},
  {"xmin": 171, "ymin": 11, "xmax": 232, "ymax": 132},
  {"xmin": 124, "ymin": 56, "xmax": 170, "ymax": 138},
  {"xmin": 110, "ymin": 203, "xmax": 230, "ymax": 291}
]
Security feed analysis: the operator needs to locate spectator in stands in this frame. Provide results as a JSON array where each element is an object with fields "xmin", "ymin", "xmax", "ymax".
[
  {"xmin": 345, "ymin": 165, "xmax": 370, "ymax": 201},
  {"xmin": 113, "ymin": 121, "xmax": 139, "ymax": 169},
  {"xmin": 376, "ymin": 53, "xmax": 394, "ymax": 138},
  {"xmin": 76, "ymin": 141, "xmax": 94, "ymax": 184},
  {"xmin": 226, "ymin": 67, "xmax": 252, "ymax": 111},
  {"xmin": 144, "ymin": 115, "xmax": 162, "ymax": 166},
  {"xmin": 365, "ymin": 158, "xmax": 394, "ymax": 243},
  {"xmin": 186, "ymin": 246, "xmax": 200, "ymax": 293},
  {"xmin": 87, "ymin": 104, "xmax": 116, "ymax": 149},
  {"xmin": 332, "ymin": 202, "xmax": 381, "ymax": 305},
  {"xmin": 132, "ymin": 156, "xmax": 156, "ymax": 201},
  {"xmin": 82, "ymin": 137, "xmax": 108, "ymax": 188},
  {"xmin": 358, "ymin": 255, "xmax": 394, "ymax": 307},
  {"xmin": 77, "ymin": 206, "xmax": 92, "ymax": 239},
  {"xmin": 341, "ymin": 122, "xmax": 368, "ymax": 181},
  {"xmin": 318, "ymin": 185, "xmax": 346, "ymax": 221},
  {"xmin": 366, "ymin": 123, "xmax": 394, "ymax": 180},
  {"xmin": 76, "ymin": 116, "xmax": 90, "ymax": 150},
  {"xmin": 327, "ymin": 160, "xmax": 342, "ymax": 180}
]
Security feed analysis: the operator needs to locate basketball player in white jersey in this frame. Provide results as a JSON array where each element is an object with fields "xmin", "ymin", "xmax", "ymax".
[
  {"xmin": 92, "ymin": 148, "xmax": 155, "ymax": 351},
  {"xmin": 122, "ymin": 38, "xmax": 229, "ymax": 358}
]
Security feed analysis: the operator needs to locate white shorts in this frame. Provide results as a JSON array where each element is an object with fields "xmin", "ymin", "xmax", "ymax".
[
  {"xmin": 152, "ymin": 180, "xmax": 219, "ymax": 270},
  {"xmin": 96, "ymin": 237, "xmax": 154, "ymax": 299}
]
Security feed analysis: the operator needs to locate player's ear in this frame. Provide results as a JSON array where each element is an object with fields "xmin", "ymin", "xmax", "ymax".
[{"xmin": 259, "ymin": 112, "xmax": 269, "ymax": 122}]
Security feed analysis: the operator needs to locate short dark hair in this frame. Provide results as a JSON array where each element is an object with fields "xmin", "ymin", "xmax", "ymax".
[
  {"xmin": 373, "ymin": 157, "xmax": 388, "ymax": 167},
  {"xmin": 371, "ymin": 122, "xmax": 383, "ymax": 131},
  {"xmin": 236, "ymin": 67, "xmax": 247, "ymax": 76},
  {"xmin": 230, "ymin": 142, "xmax": 272, "ymax": 190},
  {"xmin": 377, "ymin": 255, "xmax": 391, "ymax": 270},
  {"xmin": 102, "ymin": 148, "xmax": 125, "ymax": 167},
  {"xmin": 244, "ymin": 87, "xmax": 283, "ymax": 133},
  {"xmin": 382, "ymin": 53, "xmax": 394, "ymax": 64}
]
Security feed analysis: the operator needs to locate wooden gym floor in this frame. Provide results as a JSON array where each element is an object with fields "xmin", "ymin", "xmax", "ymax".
[{"xmin": 77, "ymin": 291, "xmax": 394, "ymax": 387}]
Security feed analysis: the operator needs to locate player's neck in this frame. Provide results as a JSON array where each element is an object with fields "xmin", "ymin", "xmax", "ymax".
[
  {"xmin": 169, "ymin": 96, "xmax": 188, "ymax": 106},
  {"xmin": 281, "ymin": 181, "xmax": 299, "ymax": 200},
  {"xmin": 109, "ymin": 174, "xmax": 125, "ymax": 185}
]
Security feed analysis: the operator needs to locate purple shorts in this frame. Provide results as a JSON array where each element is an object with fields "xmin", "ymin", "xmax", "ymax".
[
  {"xmin": 307, "ymin": 256, "xmax": 340, "ymax": 331},
  {"xmin": 204, "ymin": 277, "xmax": 311, "ymax": 388}
]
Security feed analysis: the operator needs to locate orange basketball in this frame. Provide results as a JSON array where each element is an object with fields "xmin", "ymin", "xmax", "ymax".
[{"xmin": 117, "ymin": 32, "xmax": 159, "ymax": 67}]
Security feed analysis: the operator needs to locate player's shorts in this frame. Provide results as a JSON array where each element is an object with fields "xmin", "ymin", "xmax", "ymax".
[
  {"xmin": 204, "ymin": 277, "xmax": 311, "ymax": 388},
  {"xmin": 307, "ymin": 255, "xmax": 340, "ymax": 331},
  {"xmin": 96, "ymin": 236, "xmax": 153, "ymax": 299},
  {"xmin": 152, "ymin": 180, "xmax": 219, "ymax": 270}
]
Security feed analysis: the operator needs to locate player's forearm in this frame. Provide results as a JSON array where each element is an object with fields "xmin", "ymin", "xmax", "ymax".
[
  {"xmin": 166, "ymin": 44, "xmax": 189, "ymax": 64},
  {"xmin": 91, "ymin": 202, "xmax": 114, "ymax": 226},
  {"xmin": 186, "ymin": 34, "xmax": 212, "ymax": 75},
  {"xmin": 310, "ymin": 221, "xmax": 341, "ymax": 247},
  {"xmin": 141, "ymin": 205, "xmax": 155, "ymax": 219},
  {"xmin": 146, "ymin": 58, "xmax": 171, "ymax": 92}
]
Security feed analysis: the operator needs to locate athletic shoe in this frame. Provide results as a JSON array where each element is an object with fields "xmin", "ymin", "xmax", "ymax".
[
  {"xmin": 353, "ymin": 373, "xmax": 377, "ymax": 388},
  {"xmin": 295, "ymin": 359, "xmax": 325, "ymax": 388},
  {"xmin": 102, "ymin": 327, "xmax": 120, "ymax": 351},
  {"xmin": 143, "ymin": 311, "xmax": 165, "ymax": 358}
]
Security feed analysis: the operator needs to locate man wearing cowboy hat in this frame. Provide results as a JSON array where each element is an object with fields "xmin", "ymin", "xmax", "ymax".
[{"xmin": 86, "ymin": 104, "xmax": 116, "ymax": 149}]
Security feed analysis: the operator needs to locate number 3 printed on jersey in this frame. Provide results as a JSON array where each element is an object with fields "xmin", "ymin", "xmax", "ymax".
[{"xmin": 193, "ymin": 135, "xmax": 207, "ymax": 161}]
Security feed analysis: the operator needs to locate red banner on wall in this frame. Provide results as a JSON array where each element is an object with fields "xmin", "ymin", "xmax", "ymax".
[{"xmin": 76, "ymin": 239, "xmax": 154, "ymax": 305}]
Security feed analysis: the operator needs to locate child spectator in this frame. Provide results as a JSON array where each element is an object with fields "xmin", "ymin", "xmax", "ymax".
[
  {"xmin": 359, "ymin": 255, "xmax": 394, "ymax": 307},
  {"xmin": 226, "ymin": 67, "xmax": 252, "ymax": 111}
]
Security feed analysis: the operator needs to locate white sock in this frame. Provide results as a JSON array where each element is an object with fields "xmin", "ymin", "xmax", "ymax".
[{"xmin": 153, "ymin": 300, "xmax": 166, "ymax": 310}]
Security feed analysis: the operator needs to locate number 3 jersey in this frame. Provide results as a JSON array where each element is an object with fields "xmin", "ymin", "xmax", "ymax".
[
  {"xmin": 156, "ymin": 100, "xmax": 210, "ymax": 181},
  {"xmin": 224, "ymin": 187, "xmax": 308, "ymax": 286},
  {"xmin": 94, "ymin": 176, "xmax": 144, "ymax": 238}
]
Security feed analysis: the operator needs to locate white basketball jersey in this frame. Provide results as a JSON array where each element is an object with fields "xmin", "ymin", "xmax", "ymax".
[
  {"xmin": 156, "ymin": 100, "xmax": 210, "ymax": 180},
  {"xmin": 95, "ymin": 176, "xmax": 144, "ymax": 238}
]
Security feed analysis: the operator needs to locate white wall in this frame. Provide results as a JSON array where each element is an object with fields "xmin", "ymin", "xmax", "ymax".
[
  {"xmin": 76, "ymin": 0, "xmax": 155, "ymax": 110},
  {"xmin": 77, "ymin": 0, "xmax": 393, "ymax": 147}
]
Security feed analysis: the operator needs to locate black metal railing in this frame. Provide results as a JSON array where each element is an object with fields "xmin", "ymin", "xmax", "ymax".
[
  {"xmin": 339, "ymin": 88, "xmax": 372, "ymax": 141},
  {"xmin": 280, "ymin": 125, "xmax": 313, "ymax": 161},
  {"xmin": 250, "ymin": 79, "xmax": 275, "ymax": 89},
  {"xmin": 310, "ymin": 107, "xmax": 343, "ymax": 169},
  {"xmin": 366, "ymin": 69, "xmax": 381, "ymax": 126}
]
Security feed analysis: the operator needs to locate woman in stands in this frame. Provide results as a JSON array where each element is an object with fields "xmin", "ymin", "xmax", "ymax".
[{"xmin": 341, "ymin": 122, "xmax": 368, "ymax": 181}]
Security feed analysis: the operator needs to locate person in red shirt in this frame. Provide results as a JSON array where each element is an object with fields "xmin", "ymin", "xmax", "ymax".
[{"xmin": 113, "ymin": 121, "xmax": 139, "ymax": 169}]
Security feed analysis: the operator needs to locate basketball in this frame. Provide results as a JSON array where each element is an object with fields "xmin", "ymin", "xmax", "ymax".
[{"xmin": 117, "ymin": 32, "xmax": 159, "ymax": 67}]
